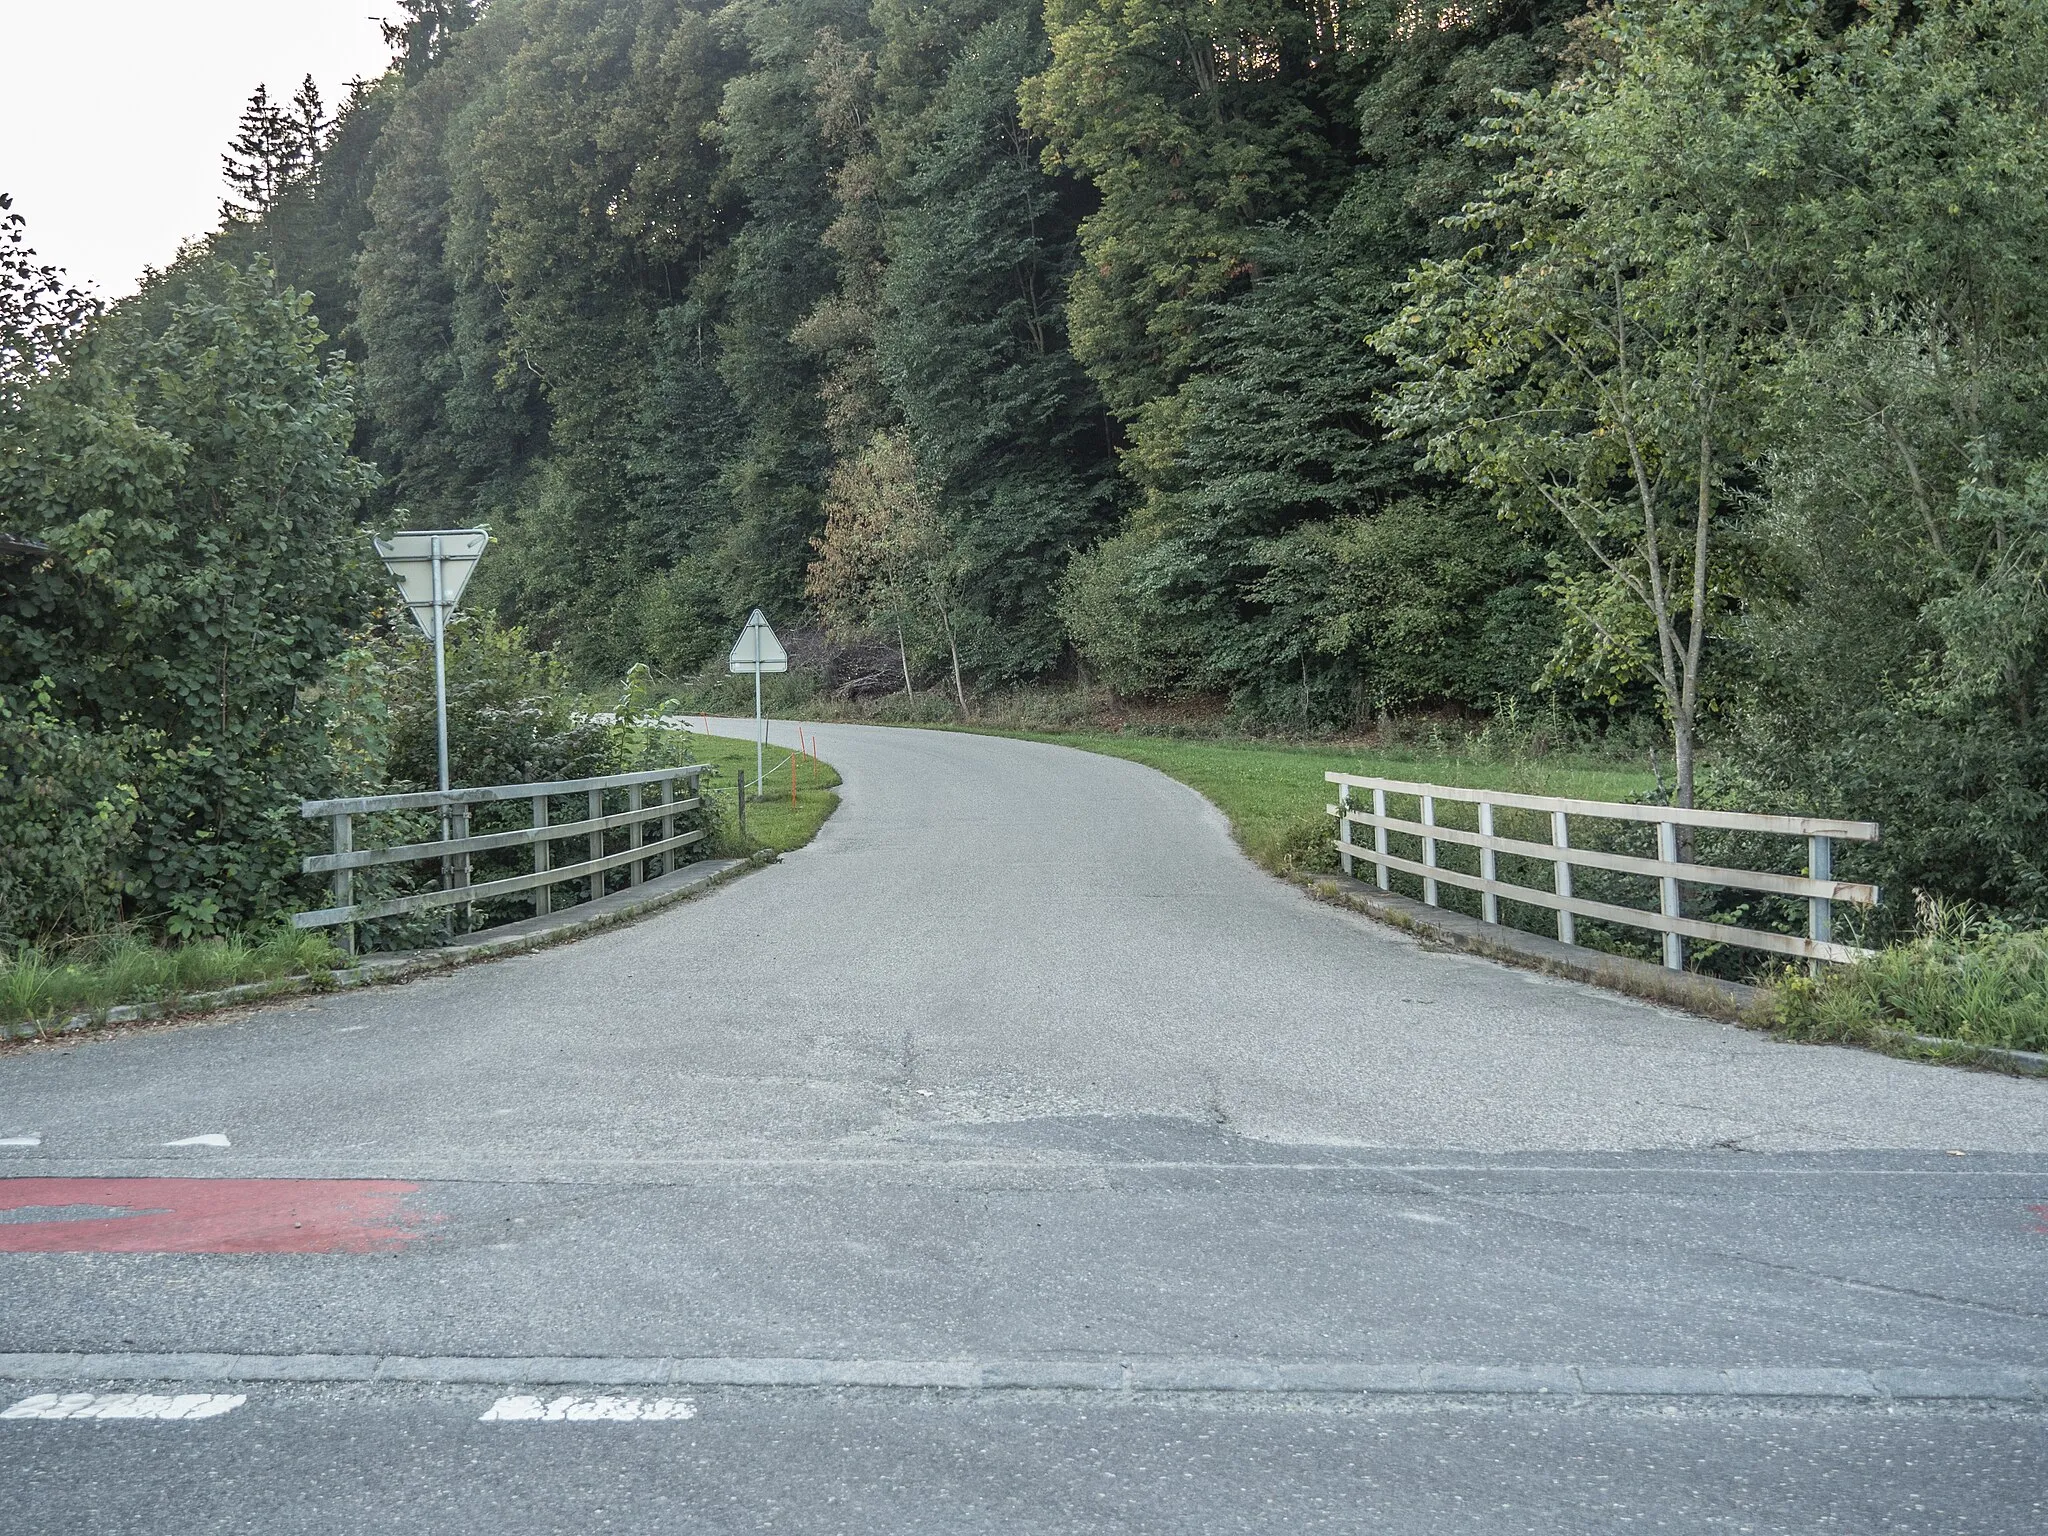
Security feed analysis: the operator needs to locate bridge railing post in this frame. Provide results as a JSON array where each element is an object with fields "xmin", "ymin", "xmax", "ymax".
[
  {"xmin": 660, "ymin": 774, "xmax": 676, "ymax": 877},
  {"xmin": 1658, "ymin": 819, "xmax": 1685, "ymax": 971},
  {"xmin": 1808, "ymin": 834, "xmax": 1833, "ymax": 978},
  {"xmin": 628, "ymin": 783, "xmax": 644, "ymax": 887},
  {"xmin": 1421, "ymin": 794, "xmax": 1439, "ymax": 907},
  {"xmin": 1479, "ymin": 799, "xmax": 1499, "ymax": 924},
  {"xmin": 331, "ymin": 812, "xmax": 355, "ymax": 959},
  {"xmin": 532, "ymin": 795, "xmax": 551, "ymax": 916},
  {"xmin": 1552, "ymin": 810, "xmax": 1576, "ymax": 946},
  {"xmin": 1338, "ymin": 782, "xmax": 1352, "ymax": 878}
]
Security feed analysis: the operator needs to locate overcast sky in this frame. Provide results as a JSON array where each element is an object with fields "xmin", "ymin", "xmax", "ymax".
[{"xmin": 0, "ymin": 2, "xmax": 403, "ymax": 298}]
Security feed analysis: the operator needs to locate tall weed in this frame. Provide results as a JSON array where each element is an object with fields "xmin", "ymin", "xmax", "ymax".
[
  {"xmin": 1771, "ymin": 900, "xmax": 2048, "ymax": 1054},
  {"xmin": 0, "ymin": 928, "xmax": 341, "ymax": 1030}
]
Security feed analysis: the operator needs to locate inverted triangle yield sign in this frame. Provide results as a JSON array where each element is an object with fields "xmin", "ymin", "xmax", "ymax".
[
  {"xmin": 727, "ymin": 608, "xmax": 789, "ymax": 673},
  {"xmin": 373, "ymin": 529, "xmax": 489, "ymax": 640}
]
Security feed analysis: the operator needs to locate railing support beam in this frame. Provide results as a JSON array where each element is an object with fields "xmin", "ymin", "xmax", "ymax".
[
  {"xmin": 1808, "ymin": 834, "xmax": 1833, "ymax": 978},
  {"xmin": 1338, "ymin": 783, "xmax": 1353, "ymax": 879},
  {"xmin": 532, "ymin": 795, "xmax": 551, "ymax": 917},
  {"xmin": 1552, "ymin": 811, "xmax": 1576, "ymax": 946},
  {"xmin": 628, "ymin": 784, "xmax": 644, "ymax": 887},
  {"xmin": 1658, "ymin": 820, "xmax": 1685, "ymax": 971},
  {"xmin": 1421, "ymin": 795, "xmax": 1439, "ymax": 907},
  {"xmin": 331, "ymin": 813, "xmax": 354, "ymax": 959},
  {"xmin": 1479, "ymin": 801, "xmax": 1499, "ymax": 925}
]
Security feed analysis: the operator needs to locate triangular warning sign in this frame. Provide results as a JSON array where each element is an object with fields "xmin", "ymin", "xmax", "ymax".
[
  {"xmin": 728, "ymin": 608, "xmax": 789, "ymax": 674},
  {"xmin": 373, "ymin": 529, "xmax": 489, "ymax": 640}
]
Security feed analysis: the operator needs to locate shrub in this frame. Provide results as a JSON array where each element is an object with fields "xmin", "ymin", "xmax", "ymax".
[
  {"xmin": 0, "ymin": 260, "xmax": 375, "ymax": 937},
  {"xmin": 1771, "ymin": 903, "xmax": 2048, "ymax": 1055},
  {"xmin": 0, "ymin": 679, "xmax": 142, "ymax": 944}
]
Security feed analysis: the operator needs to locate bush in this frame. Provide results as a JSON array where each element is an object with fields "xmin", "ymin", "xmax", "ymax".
[
  {"xmin": 378, "ymin": 612, "xmax": 616, "ymax": 792},
  {"xmin": 1771, "ymin": 904, "xmax": 2048, "ymax": 1055},
  {"xmin": 0, "ymin": 260, "xmax": 375, "ymax": 938},
  {"xmin": 0, "ymin": 680, "xmax": 142, "ymax": 944}
]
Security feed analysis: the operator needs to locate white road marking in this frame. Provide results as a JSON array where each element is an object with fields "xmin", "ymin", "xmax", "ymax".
[
  {"xmin": 0, "ymin": 1136, "xmax": 40, "ymax": 1147},
  {"xmin": 480, "ymin": 1395, "xmax": 697, "ymax": 1423},
  {"xmin": 1, "ymin": 1392, "xmax": 246, "ymax": 1421},
  {"xmin": 164, "ymin": 1134, "xmax": 231, "ymax": 1148}
]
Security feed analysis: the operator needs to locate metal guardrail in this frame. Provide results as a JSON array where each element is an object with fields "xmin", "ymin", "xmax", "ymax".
[
  {"xmin": 1326, "ymin": 774, "xmax": 1882, "ymax": 968},
  {"xmin": 295, "ymin": 765, "xmax": 708, "ymax": 954}
]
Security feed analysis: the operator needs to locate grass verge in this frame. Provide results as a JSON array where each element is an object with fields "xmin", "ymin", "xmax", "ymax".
[
  {"xmin": 1, "ymin": 928, "xmax": 342, "ymax": 1034},
  {"xmin": 685, "ymin": 731, "xmax": 842, "ymax": 856}
]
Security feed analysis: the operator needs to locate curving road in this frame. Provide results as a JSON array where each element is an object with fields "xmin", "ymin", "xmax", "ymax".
[{"xmin": 3, "ymin": 722, "xmax": 2045, "ymax": 1533}]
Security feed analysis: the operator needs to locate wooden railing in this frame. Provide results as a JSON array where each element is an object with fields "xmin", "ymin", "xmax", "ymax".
[
  {"xmin": 1325, "ymin": 774, "xmax": 1881, "ymax": 968},
  {"xmin": 294, "ymin": 765, "xmax": 708, "ymax": 955}
]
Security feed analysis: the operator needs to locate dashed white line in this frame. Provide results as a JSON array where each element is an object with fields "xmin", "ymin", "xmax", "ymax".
[
  {"xmin": 0, "ymin": 1136, "xmax": 41, "ymax": 1148},
  {"xmin": 480, "ymin": 1395, "xmax": 698, "ymax": 1423},
  {"xmin": 163, "ymin": 1135, "xmax": 231, "ymax": 1148},
  {"xmin": 2, "ymin": 1392, "xmax": 246, "ymax": 1421}
]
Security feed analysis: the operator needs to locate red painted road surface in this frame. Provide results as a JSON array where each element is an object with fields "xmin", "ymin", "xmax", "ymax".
[{"xmin": 0, "ymin": 1179, "xmax": 438, "ymax": 1253}]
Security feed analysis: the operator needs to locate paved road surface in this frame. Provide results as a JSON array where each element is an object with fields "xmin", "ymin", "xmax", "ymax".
[{"xmin": 3, "ymin": 722, "xmax": 2044, "ymax": 1532}]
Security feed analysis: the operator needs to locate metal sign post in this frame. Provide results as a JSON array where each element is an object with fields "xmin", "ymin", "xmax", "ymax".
[
  {"xmin": 726, "ymin": 608, "xmax": 789, "ymax": 800},
  {"xmin": 429, "ymin": 535, "xmax": 451, "ymax": 796},
  {"xmin": 374, "ymin": 528, "xmax": 489, "ymax": 884}
]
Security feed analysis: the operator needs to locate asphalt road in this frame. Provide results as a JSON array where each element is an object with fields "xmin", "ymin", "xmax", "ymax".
[{"xmin": 3, "ymin": 721, "xmax": 2045, "ymax": 1532}]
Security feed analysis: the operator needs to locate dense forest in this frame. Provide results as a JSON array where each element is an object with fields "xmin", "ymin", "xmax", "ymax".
[
  {"xmin": 197, "ymin": 0, "xmax": 1583, "ymax": 704},
  {"xmin": 6, "ymin": 0, "xmax": 2048, "ymax": 944}
]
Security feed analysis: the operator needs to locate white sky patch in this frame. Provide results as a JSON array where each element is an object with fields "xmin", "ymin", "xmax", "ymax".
[
  {"xmin": 0, "ymin": 2, "xmax": 403, "ymax": 298},
  {"xmin": 481, "ymin": 1396, "xmax": 698, "ymax": 1423},
  {"xmin": 164, "ymin": 1134, "xmax": 231, "ymax": 1148},
  {"xmin": 2, "ymin": 1392, "xmax": 246, "ymax": 1421}
]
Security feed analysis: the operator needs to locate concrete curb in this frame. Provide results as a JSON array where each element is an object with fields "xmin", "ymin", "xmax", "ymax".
[
  {"xmin": 1, "ymin": 852, "xmax": 776, "ymax": 1046},
  {"xmin": 2, "ymin": 1352, "xmax": 2042, "ymax": 1401},
  {"xmin": 1302, "ymin": 876, "xmax": 1763, "ymax": 1022}
]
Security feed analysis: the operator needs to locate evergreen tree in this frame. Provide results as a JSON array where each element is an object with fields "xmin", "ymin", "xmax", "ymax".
[
  {"xmin": 383, "ymin": 0, "xmax": 488, "ymax": 81},
  {"xmin": 220, "ymin": 84, "xmax": 307, "ymax": 221}
]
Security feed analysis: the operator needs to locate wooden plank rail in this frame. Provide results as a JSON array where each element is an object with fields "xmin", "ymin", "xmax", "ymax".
[
  {"xmin": 294, "ymin": 764, "xmax": 708, "ymax": 954},
  {"xmin": 1326, "ymin": 772, "xmax": 1881, "ymax": 971}
]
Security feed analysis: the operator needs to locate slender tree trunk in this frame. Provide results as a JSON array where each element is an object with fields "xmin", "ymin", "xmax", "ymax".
[
  {"xmin": 939, "ymin": 603, "xmax": 968, "ymax": 719},
  {"xmin": 897, "ymin": 622, "xmax": 914, "ymax": 700}
]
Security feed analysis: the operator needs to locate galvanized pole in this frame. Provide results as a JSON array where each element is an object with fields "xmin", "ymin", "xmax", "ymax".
[
  {"xmin": 431, "ymin": 535, "xmax": 451, "ymax": 798},
  {"xmin": 1808, "ymin": 834, "xmax": 1833, "ymax": 978},
  {"xmin": 753, "ymin": 623, "xmax": 765, "ymax": 801},
  {"xmin": 1658, "ymin": 820, "xmax": 1685, "ymax": 971},
  {"xmin": 431, "ymin": 535, "xmax": 452, "ymax": 901}
]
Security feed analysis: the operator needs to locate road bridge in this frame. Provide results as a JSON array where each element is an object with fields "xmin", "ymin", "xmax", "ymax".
[{"xmin": 3, "ymin": 724, "xmax": 2044, "ymax": 1532}]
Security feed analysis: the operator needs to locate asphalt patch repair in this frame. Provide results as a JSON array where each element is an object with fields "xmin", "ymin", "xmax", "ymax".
[{"xmin": 0, "ymin": 1179, "xmax": 440, "ymax": 1254}]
